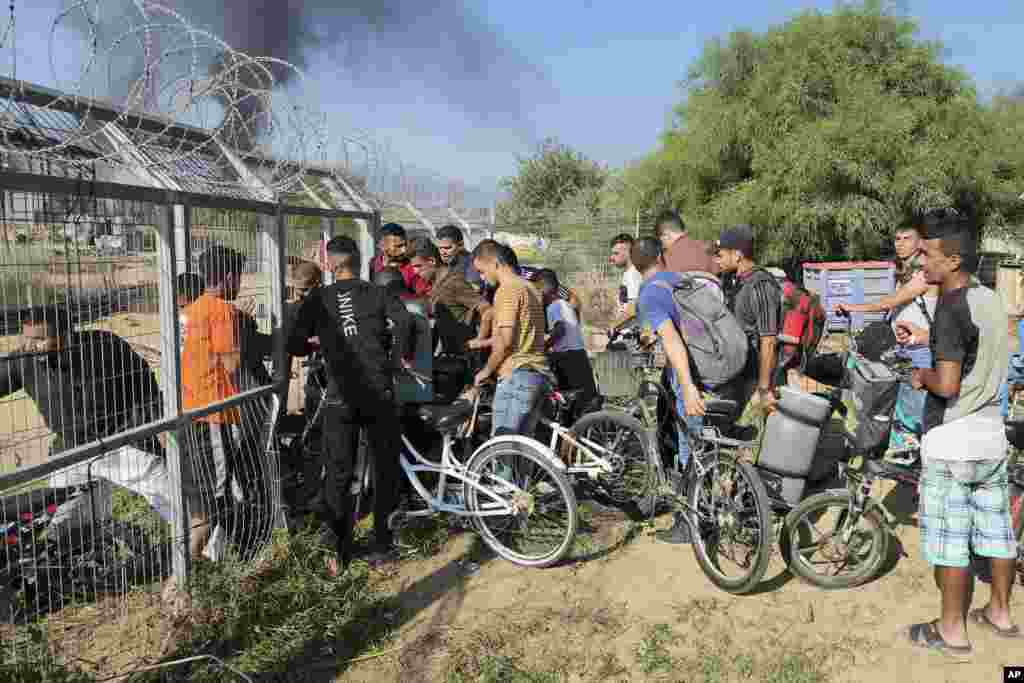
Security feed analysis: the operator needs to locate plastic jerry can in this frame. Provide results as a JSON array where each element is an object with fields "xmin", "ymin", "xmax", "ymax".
[{"xmin": 757, "ymin": 387, "xmax": 832, "ymax": 479}]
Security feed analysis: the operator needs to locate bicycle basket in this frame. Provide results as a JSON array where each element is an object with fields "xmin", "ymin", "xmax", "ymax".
[{"xmin": 844, "ymin": 353, "xmax": 900, "ymax": 454}]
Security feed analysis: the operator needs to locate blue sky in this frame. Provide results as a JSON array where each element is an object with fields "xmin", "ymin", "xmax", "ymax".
[{"xmin": 5, "ymin": 1, "xmax": 1023, "ymax": 202}]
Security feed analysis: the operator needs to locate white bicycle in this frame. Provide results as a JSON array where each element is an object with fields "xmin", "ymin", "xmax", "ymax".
[
  {"xmin": 390, "ymin": 387, "xmax": 579, "ymax": 568},
  {"xmin": 534, "ymin": 388, "xmax": 660, "ymax": 518}
]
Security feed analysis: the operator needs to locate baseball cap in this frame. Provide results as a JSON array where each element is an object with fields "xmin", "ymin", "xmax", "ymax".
[{"xmin": 717, "ymin": 224, "xmax": 755, "ymax": 258}]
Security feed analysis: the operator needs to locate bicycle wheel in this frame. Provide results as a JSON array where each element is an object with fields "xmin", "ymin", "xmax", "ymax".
[
  {"xmin": 783, "ymin": 491, "xmax": 888, "ymax": 590},
  {"xmin": 688, "ymin": 457, "xmax": 772, "ymax": 594},
  {"xmin": 465, "ymin": 439, "xmax": 578, "ymax": 568},
  {"xmin": 570, "ymin": 410, "xmax": 659, "ymax": 516}
]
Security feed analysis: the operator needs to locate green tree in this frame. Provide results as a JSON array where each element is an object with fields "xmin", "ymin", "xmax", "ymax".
[
  {"xmin": 497, "ymin": 138, "xmax": 608, "ymax": 226},
  {"xmin": 640, "ymin": 1, "xmax": 1024, "ymax": 262}
]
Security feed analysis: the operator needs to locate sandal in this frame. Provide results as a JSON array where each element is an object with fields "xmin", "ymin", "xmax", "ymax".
[
  {"xmin": 907, "ymin": 621, "xmax": 973, "ymax": 659},
  {"xmin": 969, "ymin": 608, "xmax": 1022, "ymax": 638}
]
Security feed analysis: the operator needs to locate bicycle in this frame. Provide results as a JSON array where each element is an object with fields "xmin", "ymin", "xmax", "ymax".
[
  {"xmin": 782, "ymin": 349, "xmax": 1024, "ymax": 589},
  {"xmin": 664, "ymin": 321, "xmax": 887, "ymax": 594},
  {"xmin": 390, "ymin": 386, "xmax": 579, "ymax": 568},
  {"xmin": 0, "ymin": 484, "xmax": 166, "ymax": 623},
  {"xmin": 535, "ymin": 387, "xmax": 660, "ymax": 518}
]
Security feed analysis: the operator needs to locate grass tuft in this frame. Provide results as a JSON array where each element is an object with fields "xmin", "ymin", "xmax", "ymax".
[{"xmin": 129, "ymin": 527, "xmax": 393, "ymax": 681}]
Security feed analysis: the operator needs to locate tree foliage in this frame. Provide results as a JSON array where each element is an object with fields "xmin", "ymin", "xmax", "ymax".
[
  {"xmin": 497, "ymin": 138, "xmax": 608, "ymax": 225},
  {"xmin": 634, "ymin": 1, "xmax": 1024, "ymax": 262}
]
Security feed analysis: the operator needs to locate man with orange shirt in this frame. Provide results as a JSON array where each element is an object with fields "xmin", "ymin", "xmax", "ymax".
[{"xmin": 181, "ymin": 245, "xmax": 263, "ymax": 558}]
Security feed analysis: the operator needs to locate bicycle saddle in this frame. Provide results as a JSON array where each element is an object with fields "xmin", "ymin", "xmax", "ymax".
[
  {"xmin": 417, "ymin": 400, "xmax": 475, "ymax": 432},
  {"xmin": 1007, "ymin": 421, "xmax": 1024, "ymax": 450},
  {"xmin": 705, "ymin": 399, "xmax": 737, "ymax": 416}
]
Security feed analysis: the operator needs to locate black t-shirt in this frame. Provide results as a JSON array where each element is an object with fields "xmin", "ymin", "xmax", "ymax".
[
  {"xmin": 923, "ymin": 282, "xmax": 1006, "ymax": 432},
  {"xmin": 732, "ymin": 270, "xmax": 782, "ymax": 360},
  {"xmin": 287, "ymin": 279, "xmax": 413, "ymax": 402},
  {"xmin": 0, "ymin": 330, "xmax": 162, "ymax": 454}
]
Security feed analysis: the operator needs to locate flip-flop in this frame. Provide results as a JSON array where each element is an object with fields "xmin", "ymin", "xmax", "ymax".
[
  {"xmin": 969, "ymin": 608, "xmax": 1023, "ymax": 638},
  {"xmin": 907, "ymin": 621, "xmax": 973, "ymax": 660}
]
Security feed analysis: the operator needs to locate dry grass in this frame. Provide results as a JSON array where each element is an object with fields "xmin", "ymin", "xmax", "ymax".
[{"xmin": 418, "ymin": 592, "xmax": 886, "ymax": 683}]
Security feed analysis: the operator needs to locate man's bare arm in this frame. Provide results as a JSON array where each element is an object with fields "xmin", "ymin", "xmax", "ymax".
[
  {"xmin": 758, "ymin": 336, "xmax": 778, "ymax": 391},
  {"xmin": 479, "ymin": 325, "xmax": 514, "ymax": 378},
  {"xmin": 657, "ymin": 320, "xmax": 694, "ymax": 388},
  {"xmin": 611, "ymin": 302, "xmax": 638, "ymax": 331},
  {"xmin": 838, "ymin": 277, "xmax": 929, "ymax": 314},
  {"xmin": 916, "ymin": 360, "xmax": 962, "ymax": 399}
]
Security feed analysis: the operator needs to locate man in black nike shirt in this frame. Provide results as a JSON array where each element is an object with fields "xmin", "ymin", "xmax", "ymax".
[{"xmin": 287, "ymin": 236, "xmax": 413, "ymax": 574}]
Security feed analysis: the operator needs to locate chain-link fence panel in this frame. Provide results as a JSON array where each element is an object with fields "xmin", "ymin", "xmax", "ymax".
[{"xmin": 182, "ymin": 210, "xmax": 279, "ymax": 569}]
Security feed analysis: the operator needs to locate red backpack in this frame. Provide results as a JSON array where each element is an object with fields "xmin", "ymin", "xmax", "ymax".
[
  {"xmin": 779, "ymin": 280, "xmax": 827, "ymax": 369},
  {"xmin": 751, "ymin": 270, "xmax": 827, "ymax": 371}
]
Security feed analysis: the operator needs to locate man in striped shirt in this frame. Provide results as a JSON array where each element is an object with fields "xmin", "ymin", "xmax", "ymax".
[{"xmin": 715, "ymin": 225, "xmax": 783, "ymax": 415}]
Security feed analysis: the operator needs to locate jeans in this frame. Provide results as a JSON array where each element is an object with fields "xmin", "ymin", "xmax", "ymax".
[
  {"xmin": 321, "ymin": 390, "xmax": 401, "ymax": 563},
  {"xmin": 895, "ymin": 382, "xmax": 927, "ymax": 431},
  {"xmin": 665, "ymin": 369, "xmax": 706, "ymax": 471},
  {"xmin": 1000, "ymin": 353, "xmax": 1024, "ymax": 418},
  {"xmin": 492, "ymin": 369, "xmax": 550, "ymax": 438}
]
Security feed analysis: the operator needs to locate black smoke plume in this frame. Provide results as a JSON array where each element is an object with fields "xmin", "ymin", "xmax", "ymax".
[{"xmin": 70, "ymin": 0, "xmax": 551, "ymax": 150}]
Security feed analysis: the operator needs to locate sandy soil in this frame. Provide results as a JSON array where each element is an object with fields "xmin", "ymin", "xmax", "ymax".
[{"xmin": 334, "ymin": 493, "xmax": 1024, "ymax": 683}]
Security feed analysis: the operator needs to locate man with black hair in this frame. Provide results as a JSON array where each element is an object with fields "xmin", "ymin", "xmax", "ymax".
[
  {"xmin": 715, "ymin": 224, "xmax": 782, "ymax": 415},
  {"xmin": 839, "ymin": 223, "xmax": 941, "ymax": 455},
  {"xmin": 0, "ymin": 306, "xmax": 163, "ymax": 539},
  {"xmin": 894, "ymin": 213, "xmax": 1015, "ymax": 657},
  {"xmin": 181, "ymin": 244, "xmax": 269, "ymax": 558},
  {"xmin": 470, "ymin": 239, "xmax": 553, "ymax": 437},
  {"xmin": 370, "ymin": 222, "xmax": 430, "ymax": 297},
  {"xmin": 374, "ymin": 267, "xmax": 413, "ymax": 300},
  {"xmin": 435, "ymin": 223, "xmax": 482, "ymax": 287},
  {"xmin": 537, "ymin": 269, "xmax": 598, "ymax": 417},
  {"xmin": 609, "ymin": 233, "xmax": 643, "ymax": 332},
  {"xmin": 409, "ymin": 236, "xmax": 481, "ymax": 353},
  {"xmin": 655, "ymin": 211, "xmax": 719, "ymax": 276},
  {"xmin": 632, "ymin": 237, "xmax": 728, "ymax": 543},
  {"xmin": 288, "ymin": 235, "xmax": 414, "ymax": 572}
]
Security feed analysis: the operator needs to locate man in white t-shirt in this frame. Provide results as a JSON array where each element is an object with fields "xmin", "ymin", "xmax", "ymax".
[
  {"xmin": 537, "ymin": 269, "xmax": 599, "ymax": 418},
  {"xmin": 609, "ymin": 233, "xmax": 643, "ymax": 333}
]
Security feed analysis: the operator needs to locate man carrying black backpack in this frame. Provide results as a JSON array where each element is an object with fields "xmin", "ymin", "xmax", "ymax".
[{"xmin": 715, "ymin": 225, "xmax": 784, "ymax": 416}]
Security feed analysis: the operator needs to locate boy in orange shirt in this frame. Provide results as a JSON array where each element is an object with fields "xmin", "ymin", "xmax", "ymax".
[{"xmin": 181, "ymin": 245, "xmax": 264, "ymax": 559}]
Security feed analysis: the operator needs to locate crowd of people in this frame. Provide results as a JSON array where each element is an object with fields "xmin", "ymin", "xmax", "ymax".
[{"xmin": 1, "ymin": 208, "xmax": 1021, "ymax": 657}]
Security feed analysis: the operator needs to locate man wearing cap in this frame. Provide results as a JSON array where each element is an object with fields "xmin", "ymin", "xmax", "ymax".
[
  {"xmin": 655, "ymin": 211, "xmax": 719, "ymax": 276},
  {"xmin": 716, "ymin": 224, "xmax": 783, "ymax": 415}
]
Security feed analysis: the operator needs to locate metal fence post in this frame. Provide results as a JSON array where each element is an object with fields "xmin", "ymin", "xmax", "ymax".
[
  {"xmin": 156, "ymin": 200, "xmax": 190, "ymax": 586},
  {"xmin": 174, "ymin": 204, "xmax": 190, "ymax": 275},
  {"xmin": 260, "ymin": 207, "xmax": 288, "ymax": 531},
  {"xmin": 321, "ymin": 217, "xmax": 334, "ymax": 285},
  {"xmin": 360, "ymin": 211, "xmax": 379, "ymax": 281},
  {"xmin": 260, "ymin": 207, "xmax": 287, "ymax": 383}
]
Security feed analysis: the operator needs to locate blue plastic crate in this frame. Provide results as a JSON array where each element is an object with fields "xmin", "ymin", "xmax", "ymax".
[{"xmin": 803, "ymin": 261, "xmax": 896, "ymax": 331}]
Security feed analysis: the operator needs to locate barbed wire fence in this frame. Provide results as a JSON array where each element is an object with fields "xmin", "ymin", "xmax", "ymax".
[{"xmin": 0, "ymin": 2, "xmax": 385, "ymax": 680}]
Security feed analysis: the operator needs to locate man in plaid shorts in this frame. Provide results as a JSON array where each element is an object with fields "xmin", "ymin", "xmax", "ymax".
[{"xmin": 897, "ymin": 210, "xmax": 1015, "ymax": 658}]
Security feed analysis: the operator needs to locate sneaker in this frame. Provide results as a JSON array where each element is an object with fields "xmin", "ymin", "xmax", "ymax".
[{"xmin": 655, "ymin": 515, "xmax": 692, "ymax": 545}]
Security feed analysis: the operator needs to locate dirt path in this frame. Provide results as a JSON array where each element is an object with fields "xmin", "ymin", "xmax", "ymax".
[{"xmin": 335, "ymin": 492, "xmax": 1024, "ymax": 683}]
